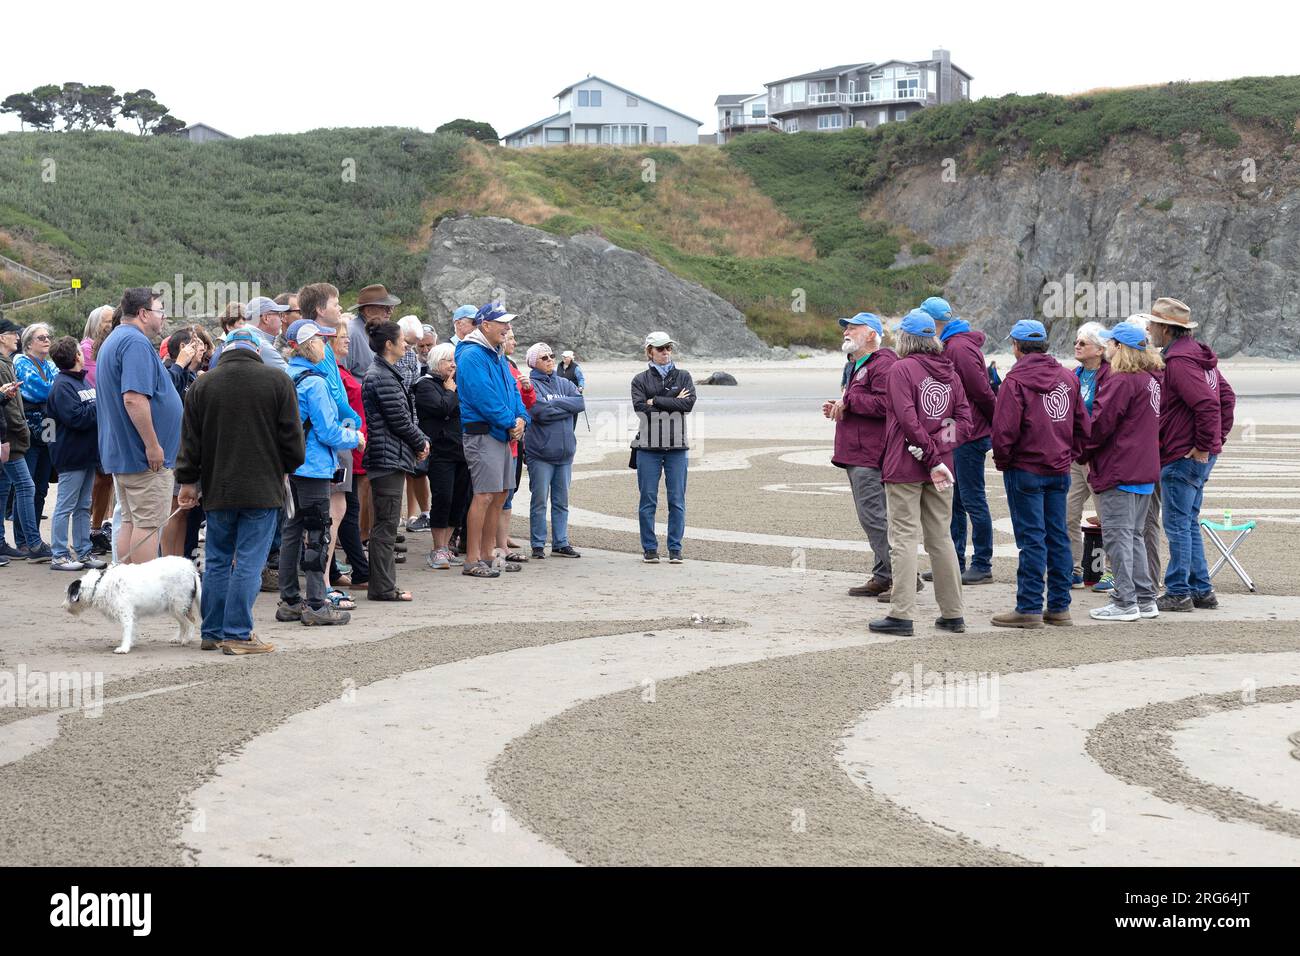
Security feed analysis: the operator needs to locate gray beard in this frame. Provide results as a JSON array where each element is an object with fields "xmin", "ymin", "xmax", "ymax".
[{"xmin": 840, "ymin": 340, "xmax": 856, "ymax": 355}]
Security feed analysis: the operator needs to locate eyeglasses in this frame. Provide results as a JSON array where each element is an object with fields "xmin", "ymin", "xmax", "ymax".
[
  {"xmin": 143, "ymin": 307, "xmax": 167, "ymax": 317},
  {"xmin": 538, "ymin": 353, "xmax": 555, "ymax": 361},
  {"xmin": 33, "ymin": 334, "xmax": 51, "ymax": 341},
  {"xmin": 1074, "ymin": 340, "xmax": 1088, "ymax": 347},
  {"xmin": 651, "ymin": 344, "xmax": 673, "ymax": 352},
  {"xmin": 285, "ymin": 309, "xmax": 302, "ymax": 316}
]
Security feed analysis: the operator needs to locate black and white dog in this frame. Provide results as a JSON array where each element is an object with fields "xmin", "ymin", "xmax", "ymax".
[{"xmin": 62, "ymin": 556, "xmax": 202, "ymax": 654}]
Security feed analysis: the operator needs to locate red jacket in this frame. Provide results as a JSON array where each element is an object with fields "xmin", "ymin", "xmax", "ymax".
[
  {"xmin": 508, "ymin": 359, "xmax": 536, "ymax": 458},
  {"xmin": 940, "ymin": 327, "xmax": 996, "ymax": 443},
  {"xmin": 833, "ymin": 348, "xmax": 897, "ymax": 469},
  {"xmin": 882, "ymin": 352, "xmax": 971, "ymax": 484},
  {"xmin": 1158, "ymin": 337, "xmax": 1234, "ymax": 465},
  {"xmin": 1080, "ymin": 369, "xmax": 1162, "ymax": 493},
  {"xmin": 991, "ymin": 352, "xmax": 1090, "ymax": 476},
  {"xmin": 339, "ymin": 366, "xmax": 367, "ymax": 475}
]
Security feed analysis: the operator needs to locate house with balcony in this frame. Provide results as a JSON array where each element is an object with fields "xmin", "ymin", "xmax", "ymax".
[
  {"xmin": 502, "ymin": 76, "xmax": 703, "ymax": 148},
  {"xmin": 715, "ymin": 92, "xmax": 778, "ymax": 144},
  {"xmin": 764, "ymin": 49, "xmax": 971, "ymax": 133}
]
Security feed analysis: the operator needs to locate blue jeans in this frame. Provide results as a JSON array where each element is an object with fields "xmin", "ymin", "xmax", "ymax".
[
  {"xmin": 1161, "ymin": 455, "xmax": 1216, "ymax": 596},
  {"xmin": 951, "ymin": 436, "xmax": 993, "ymax": 573},
  {"xmin": 202, "ymin": 508, "xmax": 279, "ymax": 641},
  {"xmin": 528, "ymin": 458, "xmax": 572, "ymax": 549},
  {"xmin": 0, "ymin": 457, "xmax": 41, "ymax": 549},
  {"xmin": 636, "ymin": 449, "xmax": 687, "ymax": 554},
  {"xmin": 51, "ymin": 467, "xmax": 95, "ymax": 560},
  {"xmin": 1003, "ymin": 468, "xmax": 1072, "ymax": 614}
]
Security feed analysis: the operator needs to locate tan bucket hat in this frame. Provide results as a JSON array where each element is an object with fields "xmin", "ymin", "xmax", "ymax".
[
  {"xmin": 352, "ymin": 284, "xmax": 401, "ymax": 310},
  {"xmin": 1148, "ymin": 296, "xmax": 1197, "ymax": 329}
]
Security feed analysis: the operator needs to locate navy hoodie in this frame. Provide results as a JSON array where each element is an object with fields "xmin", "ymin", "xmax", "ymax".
[{"xmin": 47, "ymin": 369, "xmax": 98, "ymax": 471}]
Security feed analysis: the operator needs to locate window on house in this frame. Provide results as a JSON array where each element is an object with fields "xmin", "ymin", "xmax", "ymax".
[
  {"xmin": 848, "ymin": 79, "xmax": 856, "ymax": 94},
  {"xmin": 752, "ymin": 103, "xmax": 766, "ymax": 118},
  {"xmin": 786, "ymin": 81, "xmax": 806, "ymax": 102},
  {"xmin": 784, "ymin": 118, "xmax": 799, "ymax": 133},
  {"xmin": 577, "ymin": 89, "xmax": 601, "ymax": 107},
  {"xmin": 878, "ymin": 110, "xmax": 888, "ymax": 124},
  {"xmin": 627, "ymin": 95, "xmax": 638, "ymax": 107},
  {"xmin": 526, "ymin": 133, "xmax": 534, "ymax": 144},
  {"xmin": 654, "ymin": 126, "xmax": 667, "ymax": 143},
  {"xmin": 546, "ymin": 128, "xmax": 568, "ymax": 142},
  {"xmin": 817, "ymin": 114, "xmax": 843, "ymax": 130},
  {"xmin": 926, "ymin": 70, "xmax": 937, "ymax": 94},
  {"xmin": 577, "ymin": 91, "xmax": 588, "ymax": 107},
  {"xmin": 591, "ymin": 90, "xmax": 601, "ymax": 107},
  {"xmin": 960, "ymin": 78, "xmax": 969, "ymax": 98}
]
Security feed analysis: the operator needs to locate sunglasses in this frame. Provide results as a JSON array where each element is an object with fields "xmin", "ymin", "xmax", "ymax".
[
  {"xmin": 33, "ymin": 334, "xmax": 51, "ymax": 341},
  {"xmin": 538, "ymin": 353, "xmax": 555, "ymax": 361},
  {"xmin": 651, "ymin": 344, "xmax": 673, "ymax": 352}
]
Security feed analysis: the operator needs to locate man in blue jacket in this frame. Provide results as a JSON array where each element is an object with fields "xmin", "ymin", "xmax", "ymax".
[{"xmin": 455, "ymin": 303, "xmax": 530, "ymax": 578}]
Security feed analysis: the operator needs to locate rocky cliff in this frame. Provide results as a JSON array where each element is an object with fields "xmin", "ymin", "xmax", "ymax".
[
  {"xmin": 867, "ymin": 130, "xmax": 1300, "ymax": 357},
  {"xmin": 421, "ymin": 216, "xmax": 773, "ymax": 358}
]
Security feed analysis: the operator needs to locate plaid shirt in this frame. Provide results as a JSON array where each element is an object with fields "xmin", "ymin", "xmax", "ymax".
[{"xmin": 396, "ymin": 346, "xmax": 421, "ymax": 393}]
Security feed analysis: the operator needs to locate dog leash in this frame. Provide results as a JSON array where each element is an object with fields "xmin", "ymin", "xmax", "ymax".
[{"xmin": 112, "ymin": 504, "xmax": 188, "ymax": 567}]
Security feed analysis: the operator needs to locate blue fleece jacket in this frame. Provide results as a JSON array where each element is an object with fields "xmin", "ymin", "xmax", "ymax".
[
  {"xmin": 455, "ymin": 332, "xmax": 530, "ymax": 443},
  {"xmin": 525, "ymin": 368, "xmax": 584, "ymax": 464},
  {"xmin": 47, "ymin": 369, "xmax": 99, "ymax": 471},
  {"xmin": 288, "ymin": 356, "xmax": 360, "ymax": 479}
]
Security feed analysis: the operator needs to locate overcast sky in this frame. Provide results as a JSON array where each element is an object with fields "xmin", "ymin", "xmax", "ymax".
[{"xmin": 2, "ymin": 0, "xmax": 1298, "ymax": 138}]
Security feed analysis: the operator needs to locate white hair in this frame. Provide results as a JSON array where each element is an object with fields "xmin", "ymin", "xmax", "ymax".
[
  {"xmin": 428, "ymin": 342, "xmax": 455, "ymax": 366},
  {"xmin": 397, "ymin": 315, "xmax": 424, "ymax": 342},
  {"xmin": 83, "ymin": 305, "xmax": 113, "ymax": 341},
  {"xmin": 1075, "ymin": 321, "xmax": 1106, "ymax": 348},
  {"xmin": 20, "ymin": 322, "xmax": 52, "ymax": 353}
]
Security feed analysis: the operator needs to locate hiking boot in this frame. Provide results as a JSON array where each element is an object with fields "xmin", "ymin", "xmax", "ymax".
[
  {"xmin": 1091, "ymin": 572, "xmax": 1115, "ymax": 593},
  {"xmin": 275, "ymin": 600, "xmax": 303, "ymax": 622},
  {"xmin": 200, "ymin": 637, "xmax": 222, "ymax": 651},
  {"xmin": 934, "ymin": 616, "xmax": 966, "ymax": 633},
  {"xmin": 877, "ymin": 576, "xmax": 925, "ymax": 603},
  {"xmin": 849, "ymin": 576, "xmax": 892, "ymax": 597},
  {"xmin": 668, "ymin": 551, "xmax": 683, "ymax": 564},
  {"xmin": 1192, "ymin": 590, "xmax": 1219, "ymax": 609},
  {"xmin": 50, "ymin": 557, "xmax": 84, "ymax": 572},
  {"xmin": 1138, "ymin": 602, "xmax": 1160, "ymax": 619},
  {"xmin": 868, "ymin": 616, "xmax": 914, "ymax": 636},
  {"xmin": 301, "ymin": 604, "xmax": 351, "ymax": 626},
  {"xmin": 24, "ymin": 543, "xmax": 53, "ymax": 563},
  {"xmin": 221, "ymin": 634, "xmax": 275, "ymax": 655},
  {"xmin": 406, "ymin": 514, "xmax": 431, "ymax": 532},
  {"xmin": 1156, "ymin": 593, "xmax": 1194, "ymax": 613},
  {"xmin": 260, "ymin": 567, "xmax": 280, "ymax": 592},
  {"xmin": 643, "ymin": 551, "xmax": 660, "ymax": 563},
  {"xmin": 961, "ymin": 568, "xmax": 993, "ymax": 585},
  {"xmin": 553, "ymin": 545, "xmax": 582, "ymax": 558},
  {"xmin": 531, "ymin": 547, "xmax": 546, "ymax": 560},
  {"xmin": 1043, "ymin": 610, "xmax": 1074, "ymax": 626},
  {"xmin": 1089, "ymin": 603, "xmax": 1140, "ymax": 622},
  {"xmin": 992, "ymin": 610, "xmax": 1043, "ymax": 629},
  {"xmin": 427, "ymin": 549, "xmax": 451, "ymax": 570}
]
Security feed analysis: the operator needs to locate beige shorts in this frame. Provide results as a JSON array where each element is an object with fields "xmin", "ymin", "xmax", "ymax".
[{"xmin": 113, "ymin": 468, "xmax": 174, "ymax": 530}]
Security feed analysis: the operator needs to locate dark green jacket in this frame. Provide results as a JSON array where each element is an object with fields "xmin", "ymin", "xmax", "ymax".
[
  {"xmin": 0, "ymin": 351, "xmax": 29, "ymax": 457},
  {"xmin": 175, "ymin": 347, "xmax": 305, "ymax": 510}
]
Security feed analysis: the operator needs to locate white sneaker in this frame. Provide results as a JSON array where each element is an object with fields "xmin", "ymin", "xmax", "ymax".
[
  {"xmin": 1138, "ymin": 603, "xmax": 1160, "ymax": 619},
  {"xmin": 1090, "ymin": 603, "xmax": 1140, "ymax": 622},
  {"xmin": 50, "ymin": 557, "xmax": 84, "ymax": 572}
]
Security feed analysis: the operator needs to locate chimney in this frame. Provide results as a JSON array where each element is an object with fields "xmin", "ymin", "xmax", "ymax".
[{"xmin": 931, "ymin": 48, "xmax": 950, "ymax": 64}]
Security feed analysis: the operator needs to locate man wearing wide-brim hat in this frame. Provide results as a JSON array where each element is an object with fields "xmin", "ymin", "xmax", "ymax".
[
  {"xmin": 1145, "ymin": 296, "xmax": 1237, "ymax": 613},
  {"xmin": 342, "ymin": 284, "xmax": 402, "ymax": 378}
]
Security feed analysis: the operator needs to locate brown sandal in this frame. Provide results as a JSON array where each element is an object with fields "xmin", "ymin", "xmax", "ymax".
[{"xmin": 369, "ymin": 590, "xmax": 413, "ymax": 601}]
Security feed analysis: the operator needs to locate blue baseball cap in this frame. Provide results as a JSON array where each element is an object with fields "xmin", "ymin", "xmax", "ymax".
[
  {"xmin": 897, "ymin": 309, "xmax": 937, "ymax": 337},
  {"xmin": 474, "ymin": 302, "xmax": 517, "ymax": 325},
  {"xmin": 839, "ymin": 312, "xmax": 884, "ymax": 335},
  {"xmin": 452, "ymin": 305, "xmax": 478, "ymax": 322},
  {"xmin": 918, "ymin": 296, "xmax": 954, "ymax": 322},
  {"xmin": 1009, "ymin": 319, "xmax": 1048, "ymax": 342},
  {"xmin": 285, "ymin": 319, "xmax": 336, "ymax": 345},
  {"xmin": 1098, "ymin": 321, "xmax": 1148, "ymax": 349}
]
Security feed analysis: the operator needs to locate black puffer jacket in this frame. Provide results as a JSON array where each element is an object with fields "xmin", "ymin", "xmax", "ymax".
[
  {"xmin": 414, "ymin": 372, "xmax": 464, "ymax": 462},
  {"xmin": 631, "ymin": 365, "xmax": 696, "ymax": 451},
  {"xmin": 361, "ymin": 357, "xmax": 426, "ymax": 475}
]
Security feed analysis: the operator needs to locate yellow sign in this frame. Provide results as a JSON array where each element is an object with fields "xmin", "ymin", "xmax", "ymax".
[{"xmin": 71, "ymin": 278, "xmax": 81, "ymax": 289}]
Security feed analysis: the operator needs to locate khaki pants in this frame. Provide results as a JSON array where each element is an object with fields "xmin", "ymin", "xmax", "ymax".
[
  {"xmin": 886, "ymin": 481, "xmax": 963, "ymax": 621},
  {"xmin": 1066, "ymin": 460, "xmax": 1095, "ymax": 572}
]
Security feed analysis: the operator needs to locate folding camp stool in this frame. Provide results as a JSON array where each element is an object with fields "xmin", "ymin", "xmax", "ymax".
[{"xmin": 1200, "ymin": 517, "xmax": 1257, "ymax": 592}]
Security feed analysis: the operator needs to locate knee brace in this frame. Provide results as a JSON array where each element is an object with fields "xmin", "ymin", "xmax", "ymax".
[{"xmin": 300, "ymin": 499, "xmax": 332, "ymax": 573}]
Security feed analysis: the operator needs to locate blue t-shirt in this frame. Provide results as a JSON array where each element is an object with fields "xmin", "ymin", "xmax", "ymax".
[
  {"xmin": 96, "ymin": 324, "xmax": 184, "ymax": 473},
  {"xmin": 1077, "ymin": 367, "xmax": 1099, "ymax": 414},
  {"xmin": 1118, "ymin": 482, "xmax": 1154, "ymax": 495}
]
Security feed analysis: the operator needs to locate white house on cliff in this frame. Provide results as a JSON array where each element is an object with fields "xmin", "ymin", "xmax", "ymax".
[{"xmin": 502, "ymin": 76, "xmax": 703, "ymax": 148}]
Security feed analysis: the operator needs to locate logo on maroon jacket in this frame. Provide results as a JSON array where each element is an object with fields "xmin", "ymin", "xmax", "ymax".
[
  {"xmin": 918, "ymin": 377, "xmax": 951, "ymax": 418},
  {"xmin": 1042, "ymin": 382, "xmax": 1071, "ymax": 422},
  {"xmin": 1205, "ymin": 369, "xmax": 1218, "ymax": 390},
  {"xmin": 855, "ymin": 367, "xmax": 867, "ymax": 382},
  {"xmin": 1147, "ymin": 377, "xmax": 1161, "ymax": 414}
]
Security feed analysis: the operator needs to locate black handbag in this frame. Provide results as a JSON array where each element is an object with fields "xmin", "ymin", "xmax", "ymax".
[{"xmin": 24, "ymin": 404, "xmax": 47, "ymax": 447}]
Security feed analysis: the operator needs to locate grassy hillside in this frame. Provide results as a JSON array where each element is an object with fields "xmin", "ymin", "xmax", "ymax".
[{"xmin": 2, "ymin": 75, "xmax": 1297, "ymax": 349}]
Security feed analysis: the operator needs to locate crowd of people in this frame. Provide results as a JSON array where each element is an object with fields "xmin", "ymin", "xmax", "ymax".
[
  {"xmin": 826, "ymin": 295, "xmax": 1235, "ymax": 635},
  {"xmin": 0, "ymin": 285, "xmax": 607, "ymax": 656},
  {"xmin": 1, "ymin": 283, "xmax": 1238, "ymax": 650}
]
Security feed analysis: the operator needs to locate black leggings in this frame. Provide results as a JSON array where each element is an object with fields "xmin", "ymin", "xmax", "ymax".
[{"xmin": 427, "ymin": 458, "xmax": 470, "ymax": 529}]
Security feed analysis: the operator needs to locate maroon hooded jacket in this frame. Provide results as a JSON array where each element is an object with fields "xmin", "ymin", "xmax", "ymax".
[
  {"xmin": 991, "ymin": 352, "xmax": 1090, "ymax": 476},
  {"xmin": 1159, "ymin": 336, "xmax": 1235, "ymax": 465},
  {"xmin": 940, "ymin": 327, "xmax": 997, "ymax": 443},
  {"xmin": 882, "ymin": 352, "xmax": 972, "ymax": 484},
  {"xmin": 1079, "ymin": 369, "xmax": 1162, "ymax": 493},
  {"xmin": 833, "ymin": 347, "xmax": 898, "ymax": 470}
]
